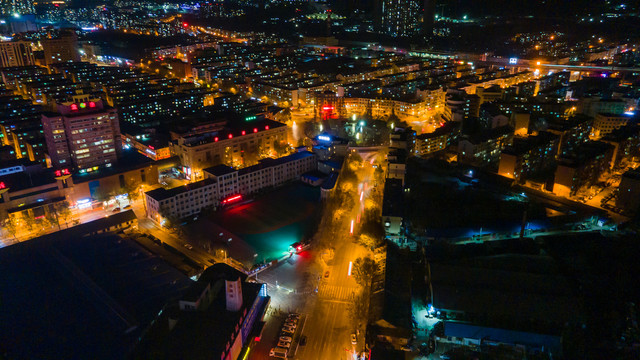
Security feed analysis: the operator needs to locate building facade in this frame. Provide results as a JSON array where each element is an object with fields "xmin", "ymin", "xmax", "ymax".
[
  {"xmin": 145, "ymin": 151, "xmax": 317, "ymax": 221},
  {"xmin": 0, "ymin": 41, "xmax": 35, "ymax": 67},
  {"xmin": 41, "ymin": 95, "xmax": 121, "ymax": 172},
  {"xmin": 170, "ymin": 119, "xmax": 288, "ymax": 181}
]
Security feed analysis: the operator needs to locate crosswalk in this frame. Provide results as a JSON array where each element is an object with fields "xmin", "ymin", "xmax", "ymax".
[{"xmin": 317, "ymin": 284, "xmax": 359, "ymax": 301}]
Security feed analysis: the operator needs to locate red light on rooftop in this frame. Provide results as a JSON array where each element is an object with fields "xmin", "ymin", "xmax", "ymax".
[
  {"xmin": 265, "ymin": 125, "xmax": 269, "ymax": 130},
  {"xmin": 214, "ymin": 137, "xmax": 219, "ymax": 142},
  {"xmin": 149, "ymin": 145, "xmax": 154, "ymax": 150},
  {"xmin": 241, "ymin": 130, "xmax": 246, "ymax": 135},
  {"xmin": 253, "ymin": 128, "xmax": 258, "ymax": 133},
  {"xmin": 228, "ymin": 134, "xmax": 233, "ymax": 139},
  {"xmin": 0, "ymin": 182, "xmax": 6, "ymax": 189},
  {"xmin": 183, "ymin": 22, "xmax": 188, "ymax": 28}
]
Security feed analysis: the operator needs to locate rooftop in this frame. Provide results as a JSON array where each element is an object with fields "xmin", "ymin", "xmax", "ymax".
[
  {"xmin": 145, "ymin": 178, "xmax": 218, "ymax": 202},
  {"xmin": 502, "ymin": 131, "xmax": 559, "ymax": 156},
  {"xmin": 382, "ymin": 178, "xmax": 404, "ymax": 218},
  {"xmin": 0, "ymin": 229, "xmax": 192, "ymax": 359},
  {"xmin": 133, "ymin": 264, "xmax": 265, "ymax": 360}
]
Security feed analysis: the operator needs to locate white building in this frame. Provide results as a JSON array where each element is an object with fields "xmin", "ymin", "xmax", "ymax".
[{"xmin": 145, "ymin": 151, "xmax": 317, "ymax": 221}]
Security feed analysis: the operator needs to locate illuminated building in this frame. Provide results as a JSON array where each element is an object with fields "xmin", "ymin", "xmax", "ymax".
[
  {"xmin": 145, "ymin": 151, "xmax": 316, "ymax": 221},
  {"xmin": 0, "ymin": 161, "xmax": 72, "ymax": 223},
  {"xmin": 553, "ymin": 141, "xmax": 613, "ymax": 197},
  {"xmin": 600, "ymin": 123, "xmax": 640, "ymax": 169},
  {"xmin": 415, "ymin": 121, "xmax": 460, "ymax": 156},
  {"xmin": 41, "ymin": 95, "xmax": 121, "ymax": 172},
  {"xmin": 0, "ymin": 41, "xmax": 35, "ymax": 67},
  {"xmin": 591, "ymin": 112, "xmax": 636, "ymax": 138},
  {"xmin": 170, "ymin": 119, "xmax": 288, "ymax": 181},
  {"xmin": 498, "ymin": 131, "xmax": 559, "ymax": 184},
  {"xmin": 41, "ymin": 31, "xmax": 80, "ymax": 65},
  {"xmin": 0, "ymin": 91, "xmax": 45, "ymax": 162},
  {"xmin": 0, "ymin": 0, "xmax": 35, "ymax": 16},
  {"xmin": 314, "ymin": 90, "xmax": 345, "ymax": 120},
  {"xmin": 381, "ymin": 0, "xmax": 421, "ymax": 38},
  {"xmin": 121, "ymin": 131, "xmax": 171, "ymax": 161},
  {"xmin": 457, "ymin": 126, "xmax": 514, "ymax": 166}
]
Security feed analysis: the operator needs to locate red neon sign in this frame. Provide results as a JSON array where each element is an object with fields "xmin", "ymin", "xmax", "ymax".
[
  {"xmin": 89, "ymin": 101, "xmax": 96, "ymax": 108},
  {"xmin": 322, "ymin": 105, "xmax": 334, "ymax": 111},
  {"xmin": 0, "ymin": 182, "xmax": 5, "ymax": 189},
  {"xmin": 221, "ymin": 194, "xmax": 242, "ymax": 204},
  {"xmin": 70, "ymin": 103, "xmax": 78, "ymax": 111},
  {"xmin": 54, "ymin": 168, "xmax": 70, "ymax": 177}
]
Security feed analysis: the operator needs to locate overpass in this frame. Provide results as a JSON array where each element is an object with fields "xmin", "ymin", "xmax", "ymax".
[{"xmin": 475, "ymin": 57, "xmax": 640, "ymax": 74}]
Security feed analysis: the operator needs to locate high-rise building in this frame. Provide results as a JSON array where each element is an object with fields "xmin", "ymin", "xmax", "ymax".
[
  {"xmin": 41, "ymin": 31, "xmax": 80, "ymax": 65},
  {"xmin": 41, "ymin": 94, "xmax": 121, "ymax": 172},
  {"xmin": 381, "ymin": 0, "xmax": 421, "ymax": 37},
  {"xmin": 0, "ymin": 0, "xmax": 35, "ymax": 16},
  {"xmin": 0, "ymin": 41, "xmax": 35, "ymax": 67},
  {"xmin": 421, "ymin": 0, "xmax": 436, "ymax": 35}
]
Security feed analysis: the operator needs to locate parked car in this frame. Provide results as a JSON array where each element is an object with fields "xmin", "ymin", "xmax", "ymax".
[
  {"xmin": 351, "ymin": 333, "xmax": 357, "ymax": 345},
  {"xmin": 300, "ymin": 335, "xmax": 307, "ymax": 346},
  {"xmin": 112, "ymin": 207, "xmax": 121, "ymax": 212},
  {"xmin": 183, "ymin": 243, "xmax": 193, "ymax": 250},
  {"xmin": 288, "ymin": 313, "xmax": 301, "ymax": 319},
  {"xmin": 269, "ymin": 347, "xmax": 287, "ymax": 359},
  {"xmin": 282, "ymin": 326, "xmax": 296, "ymax": 333},
  {"xmin": 277, "ymin": 341, "xmax": 291, "ymax": 349},
  {"xmin": 281, "ymin": 328, "xmax": 294, "ymax": 335},
  {"xmin": 279, "ymin": 336, "xmax": 292, "ymax": 343}
]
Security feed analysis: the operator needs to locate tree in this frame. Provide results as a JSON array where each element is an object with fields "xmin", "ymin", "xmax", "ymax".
[
  {"xmin": 55, "ymin": 201, "xmax": 72, "ymax": 228},
  {"xmin": 2, "ymin": 215, "xmax": 18, "ymax": 240},
  {"xmin": 45, "ymin": 209, "xmax": 59, "ymax": 231},
  {"xmin": 352, "ymin": 256, "xmax": 379, "ymax": 288},
  {"xmin": 358, "ymin": 234, "xmax": 381, "ymax": 250},
  {"xmin": 348, "ymin": 290, "xmax": 370, "ymax": 324},
  {"xmin": 122, "ymin": 181, "xmax": 141, "ymax": 202},
  {"xmin": 22, "ymin": 212, "xmax": 35, "ymax": 232}
]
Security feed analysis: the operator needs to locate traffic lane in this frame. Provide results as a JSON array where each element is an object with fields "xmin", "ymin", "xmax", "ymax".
[{"xmin": 298, "ymin": 300, "xmax": 352, "ymax": 360}]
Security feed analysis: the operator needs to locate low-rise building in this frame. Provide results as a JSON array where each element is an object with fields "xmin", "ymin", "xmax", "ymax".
[
  {"xmin": 133, "ymin": 263, "xmax": 269, "ymax": 360},
  {"xmin": 145, "ymin": 151, "xmax": 317, "ymax": 221}
]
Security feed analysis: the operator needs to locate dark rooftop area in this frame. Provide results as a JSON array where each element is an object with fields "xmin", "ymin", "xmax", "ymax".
[{"xmin": 0, "ymin": 230, "xmax": 193, "ymax": 359}]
